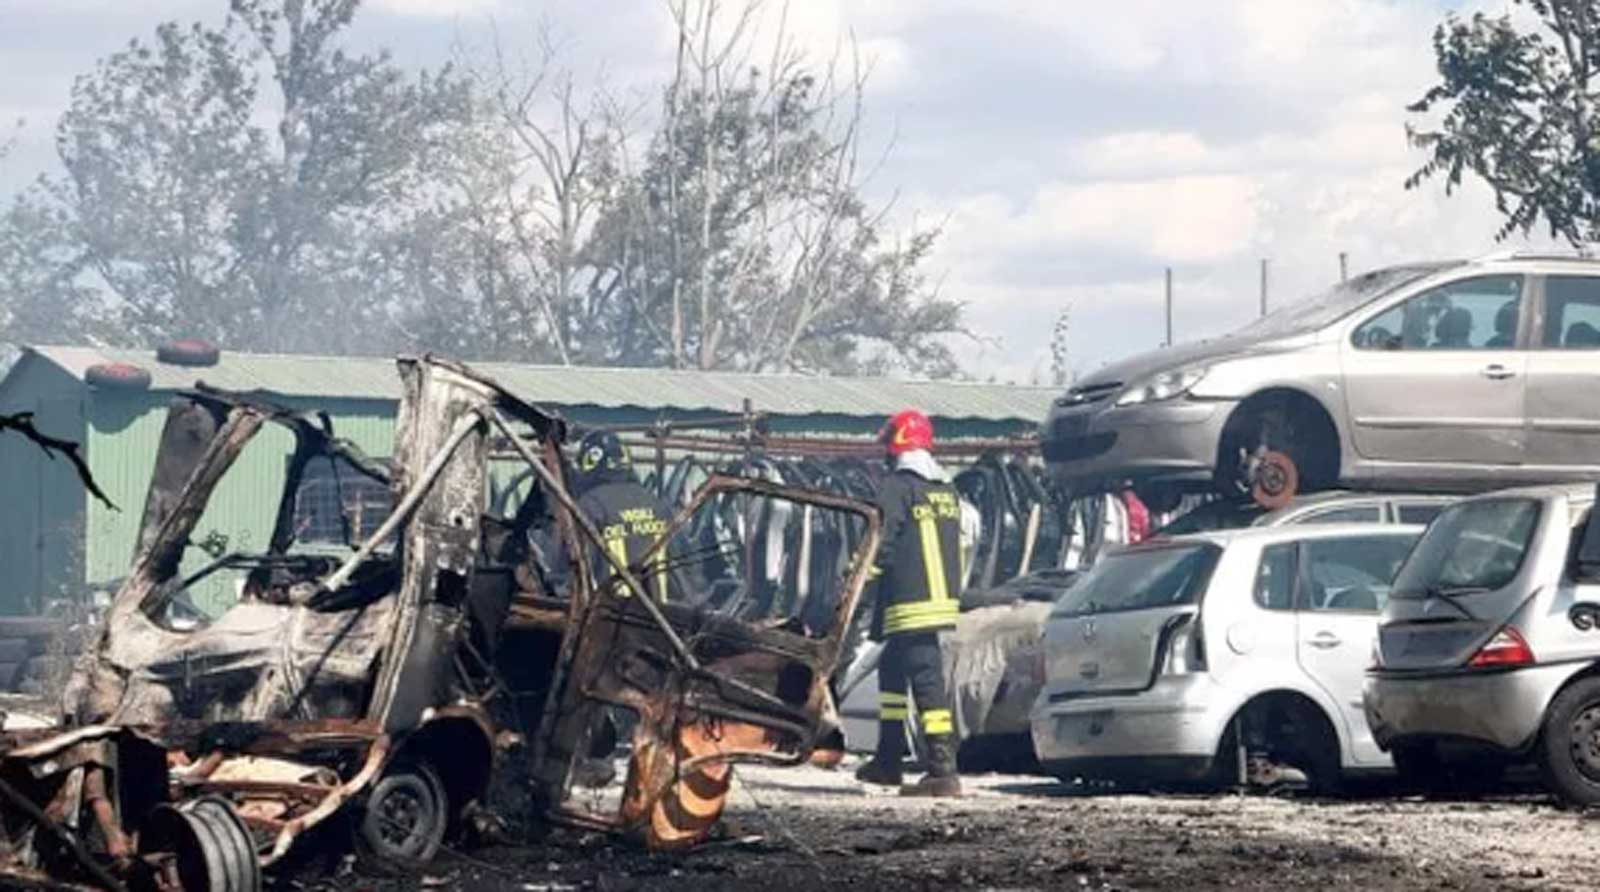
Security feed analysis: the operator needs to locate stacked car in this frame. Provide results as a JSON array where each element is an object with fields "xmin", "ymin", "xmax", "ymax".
[{"xmin": 1028, "ymin": 250, "xmax": 1600, "ymax": 806}]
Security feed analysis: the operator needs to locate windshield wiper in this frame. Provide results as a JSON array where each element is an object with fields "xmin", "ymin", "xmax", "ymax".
[{"xmin": 1412, "ymin": 584, "xmax": 1486, "ymax": 620}]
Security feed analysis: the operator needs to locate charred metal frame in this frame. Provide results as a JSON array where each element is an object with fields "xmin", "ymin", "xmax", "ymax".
[{"xmin": 0, "ymin": 354, "xmax": 882, "ymax": 888}]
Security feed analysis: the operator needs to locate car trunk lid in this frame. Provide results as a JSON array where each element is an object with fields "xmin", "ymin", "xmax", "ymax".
[
  {"xmin": 1378, "ymin": 494, "xmax": 1562, "ymax": 671},
  {"xmin": 1041, "ymin": 541, "xmax": 1219, "ymax": 699}
]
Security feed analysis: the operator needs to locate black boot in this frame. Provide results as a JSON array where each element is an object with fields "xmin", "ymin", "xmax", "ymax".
[
  {"xmin": 901, "ymin": 735, "xmax": 961, "ymax": 798},
  {"xmin": 854, "ymin": 720, "xmax": 906, "ymax": 787}
]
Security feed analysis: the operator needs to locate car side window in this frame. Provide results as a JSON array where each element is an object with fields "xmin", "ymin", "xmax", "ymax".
[
  {"xmin": 1396, "ymin": 503, "xmax": 1444, "ymax": 525},
  {"xmin": 1540, "ymin": 276, "xmax": 1600, "ymax": 349},
  {"xmin": 1353, "ymin": 275, "xmax": 1523, "ymax": 351},
  {"xmin": 1298, "ymin": 535, "xmax": 1416, "ymax": 612},
  {"xmin": 1295, "ymin": 504, "xmax": 1382, "ymax": 525},
  {"xmin": 1254, "ymin": 543, "xmax": 1297, "ymax": 611}
]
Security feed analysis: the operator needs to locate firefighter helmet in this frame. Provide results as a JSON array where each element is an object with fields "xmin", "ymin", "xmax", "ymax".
[
  {"xmin": 576, "ymin": 430, "xmax": 630, "ymax": 475},
  {"xmin": 879, "ymin": 409, "xmax": 934, "ymax": 456}
]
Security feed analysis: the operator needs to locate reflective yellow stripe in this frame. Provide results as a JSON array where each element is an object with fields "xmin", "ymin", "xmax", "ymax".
[
  {"xmin": 607, "ymin": 535, "xmax": 630, "ymax": 597},
  {"xmin": 879, "ymin": 692, "xmax": 908, "ymax": 704},
  {"xmin": 652, "ymin": 553, "xmax": 668, "ymax": 602},
  {"xmin": 883, "ymin": 600, "xmax": 959, "ymax": 633},
  {"xmin": 918, "ymin": 515, "xmax": 950, "ymax": 604},
  {"xmin": 880, "ymin": 706, "xmax": 909, "ymax": 721},
  {"xmin": 921, "ymin": 708, "xmax": 953, "ymax": 735}
]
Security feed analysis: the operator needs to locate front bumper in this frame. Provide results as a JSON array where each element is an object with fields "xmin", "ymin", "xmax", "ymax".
[
  {"xmin": 1030, "ymin": 675, "xmax": 1229, "ymax": 775},
  {"xmin": 1363, "ymin": 662, "xmax": 1581, "ymax": 753},
  {"xmin": 1040, "ymin": 398, "xmax": 1230, "ymax": 489}
]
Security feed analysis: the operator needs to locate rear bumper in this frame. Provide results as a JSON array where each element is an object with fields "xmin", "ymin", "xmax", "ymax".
[
  {"xmin": 1041, "ymin": 399, "xmax": 1231, "ymax": 489},
  {"xmin": 1030, "ymin": 675, "xmax": 1228, "ymax": 770},
  {"xmin": 1363, "ymin": 662, "xmax": 1580, "ymax": 753}
]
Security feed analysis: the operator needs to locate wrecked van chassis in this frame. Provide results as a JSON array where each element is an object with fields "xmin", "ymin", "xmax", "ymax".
[{"xmin": 0, "ymin": 356, "xmax": 881, "ymax": 890}]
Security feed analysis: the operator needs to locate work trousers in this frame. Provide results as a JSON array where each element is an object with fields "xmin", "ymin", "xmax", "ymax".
[{"xmin": 875, "ymin": 630, "xmax": 955, "ymax": 774}]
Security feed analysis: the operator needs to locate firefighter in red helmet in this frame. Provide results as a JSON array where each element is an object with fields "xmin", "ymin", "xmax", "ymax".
[{"xmin": 854, "ymin": 409, "xmax": 964, "ymax": 797}]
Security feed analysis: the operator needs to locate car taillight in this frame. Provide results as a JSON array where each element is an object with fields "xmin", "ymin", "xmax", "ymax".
[
  {"xmin": 1466, "ymin": 626, "xmax": 1534, "ymax": 669},
  {"xmin": 1163, "ymin": 618, "xmax": 1207, "ymax": 675}
]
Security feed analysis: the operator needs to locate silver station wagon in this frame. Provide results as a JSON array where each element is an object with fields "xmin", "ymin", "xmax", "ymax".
[
  {"xmin": 1042, "ymin": 252, "xmax": 1600, "ymax": 509},
  {"xmin": 1364, "ymin": 484, "xmax": 1600, "ymax": 804},
  {"xmin": 1031, "ymin": 524, "xmax": 1419, "ymax": 793}
]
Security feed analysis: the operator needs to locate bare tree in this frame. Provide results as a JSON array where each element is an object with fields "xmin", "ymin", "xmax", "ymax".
[{"xmin": 582, "ymin": 0, "xmax": 961, "ymax": 374}]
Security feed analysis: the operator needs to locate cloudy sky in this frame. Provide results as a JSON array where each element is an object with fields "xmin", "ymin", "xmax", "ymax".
[{"xmin": 0, "ymin": 0, "xmax": 1553, "ymax": 382}]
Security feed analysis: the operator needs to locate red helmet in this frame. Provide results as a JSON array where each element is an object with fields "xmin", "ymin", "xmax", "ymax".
[{"xmin": 880, "ymin": 409, "xmax": 934, "ymax": 456}]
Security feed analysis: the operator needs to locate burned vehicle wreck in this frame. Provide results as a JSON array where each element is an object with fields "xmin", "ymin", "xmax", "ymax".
[{"xmin": 0, "ymin": 356, "xmax": 879, "ymax": 891}]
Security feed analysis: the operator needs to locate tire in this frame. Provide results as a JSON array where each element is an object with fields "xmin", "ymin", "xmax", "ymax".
[
  {"xmin": 157, "ymin": 339, "xmax": 221, "ymax": 367},
  {"xmin": 355, "ymin": 762, "xmax": 449, "ymax": 874},
  {"xmin": 84, "ymin": 362, "xmax": 152, "ymax": 391},
  {"xmin": 1538, "ymin": 676, "xmax": 1600, "ymax": 807},
  {"xmin": 1296, "ymin": 709, "xmax": 1345, "ymax": 797}
]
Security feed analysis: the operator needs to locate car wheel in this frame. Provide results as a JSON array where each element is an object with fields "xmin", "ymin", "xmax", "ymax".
[
  {"xmin": 1538, "ymin": 676, "xmax": 1600, "ymax": 807},
  {"xmin": 355, "ymin": 762, "xmax": 449, "ymax": 874}
]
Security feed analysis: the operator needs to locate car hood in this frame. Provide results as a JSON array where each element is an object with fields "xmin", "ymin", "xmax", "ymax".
[{"xmin": 1071, "ymin": 330, "xmax": 1314, "ymax": 392}]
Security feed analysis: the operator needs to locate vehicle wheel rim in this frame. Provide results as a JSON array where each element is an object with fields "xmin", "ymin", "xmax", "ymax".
[
  {"xmin": 375, "ymin": 784, "xmax": 429, "ymax": 851},
  {"xmin": 1569, "ymin": 701, "xmax": 1600, "ymax": 782}
]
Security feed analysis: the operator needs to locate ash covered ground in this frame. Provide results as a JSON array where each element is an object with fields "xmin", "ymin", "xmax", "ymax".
[{"xmin": 293, "ymin": 759, "xmax": 1595, "ymax": 892}]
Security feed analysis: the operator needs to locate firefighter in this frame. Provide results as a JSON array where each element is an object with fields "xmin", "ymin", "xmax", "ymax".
[
  {"xmin": 553, "ymin": 430, "xmax": 673, "ymax": 789},
  {"xmin": 854, "ymin": 409, "xmax": 965, "ymax": 797},
  {"xmin": 547, "ymin": 430, "xmax": 673, "ymax": 600}
]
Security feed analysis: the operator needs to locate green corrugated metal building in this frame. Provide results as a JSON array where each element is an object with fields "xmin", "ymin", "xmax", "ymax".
[{"xmin": 0, "ymin": 344, "xmax": 1055, "ymax": 615}]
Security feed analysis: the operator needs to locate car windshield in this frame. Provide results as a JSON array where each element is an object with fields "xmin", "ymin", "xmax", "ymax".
[
  {"xmin": 1390, "ymin": 498, "xmax": 1542, "ymax": 597},
  {"xmin": 1052, "ymin": 542, "xmax": 1219, "ymax": 617},
  {"xmin": 1239, "ymin": 263, "xmax": 1456, "ymax": 338}
]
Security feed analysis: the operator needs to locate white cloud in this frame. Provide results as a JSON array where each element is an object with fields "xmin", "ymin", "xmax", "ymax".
[{"xmin": 365, "ymin": 0, "xmax": 502, "ymax": 17}]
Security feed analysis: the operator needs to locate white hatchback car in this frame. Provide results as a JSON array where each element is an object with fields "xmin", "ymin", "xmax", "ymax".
[{"xmin": 1031, "ymin": 524, "xmax": 1419, "ymax": 792}]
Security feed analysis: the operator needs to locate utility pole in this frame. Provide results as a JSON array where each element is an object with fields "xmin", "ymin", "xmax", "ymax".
[
  {"xmin": 1164, "ymin": 267, "xmax": 1173, "ymax": 347},
  {"xmin": 1260, "ymin": 259, "xmax": 1269, "ymax": 317},
  {"xmin": 1339, "ymin": 251, "xmax": 1349, "ymax": 283}
]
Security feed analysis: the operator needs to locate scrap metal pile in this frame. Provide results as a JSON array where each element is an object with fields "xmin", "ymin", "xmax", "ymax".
[{"xmin": 0, "ymin": 357, "xmax": 882, "ymax": 891}]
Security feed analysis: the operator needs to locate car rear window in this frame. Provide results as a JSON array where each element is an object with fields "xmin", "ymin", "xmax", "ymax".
[
  {"xmin": 1052, "ymin": 543, "xmax": 1219, "ymax": 617},
  {"xmin": 1390, "ymin": 498, "xmax": 1541, "ymax": 598}
]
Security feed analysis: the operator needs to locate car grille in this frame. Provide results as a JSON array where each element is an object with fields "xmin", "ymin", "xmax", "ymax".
[
  {"xmin": 1054, "ymin": 382, "xmax": 1122, "ymax": 408},
  {"xmin": 1042, "ymin": 431, "xmax": 1117, "ymax": 463}
]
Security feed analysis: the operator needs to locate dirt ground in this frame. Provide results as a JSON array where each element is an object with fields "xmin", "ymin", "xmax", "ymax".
[{"xmin": 300, "ymin": 758, "xmax": 1598, "ymax": 892}]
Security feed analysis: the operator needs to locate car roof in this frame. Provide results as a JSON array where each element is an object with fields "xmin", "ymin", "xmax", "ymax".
[
  {"xmin": 1132, "ymin": 522, "xmax": 1424, "ymax": 552},
  {"xmin": 1452, "ymin": 481, "xmax": 1596, "ymax": 506}
]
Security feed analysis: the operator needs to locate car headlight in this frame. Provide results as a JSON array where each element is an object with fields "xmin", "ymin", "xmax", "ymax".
[{"xmin": 1115, "ymin": 367, "xmax": 1208, "ymax": 406}]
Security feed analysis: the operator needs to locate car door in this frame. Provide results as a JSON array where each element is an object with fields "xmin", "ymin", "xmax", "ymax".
[
  {"xmin": 1294, "ymin": 532, "xmax": 1419, "ymax": 765},
  {"xmin": 1341, "ymin": 274, "xmax": 1527, "ymax": 466},
  {"xmin": 1525, "ymin": 274, "xmax": 1600, "ymax": 471}
]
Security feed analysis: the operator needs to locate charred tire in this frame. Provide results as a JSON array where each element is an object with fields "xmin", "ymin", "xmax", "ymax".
[
  {"xmin": 1538, "ymin": 676, "xmax": 1600, "ymax": 807},
  {"xmin": 139, "ymin": 796, "xmax": 262, "ymax": 892},
  {"xmin": 356, "ymin": 762, "xmax": 449, "ymax": 874}
]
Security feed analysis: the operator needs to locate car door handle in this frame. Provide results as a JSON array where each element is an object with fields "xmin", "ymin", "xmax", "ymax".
[
  {"xmin": 1481, "ymin": 363, "xmax": 1516, "ymax": 381},
  {"xmin": 1308, "ymin": 631, "xmax": 1342, "ymax": 649}
]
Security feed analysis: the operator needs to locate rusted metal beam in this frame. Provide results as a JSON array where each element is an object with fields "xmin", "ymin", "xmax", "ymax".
[{"xmin": 0, "ymin": 774, "xmax": 127, "ymax": 892}]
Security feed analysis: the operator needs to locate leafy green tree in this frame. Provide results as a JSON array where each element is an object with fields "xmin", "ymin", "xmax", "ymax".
[
  {"xmin": 1408, "ymin": 0, "xmax": 1600, "ymax": 244},
  {"xmin": 48, "ymin": 0, "xmax": 470, "ymax": 351}
]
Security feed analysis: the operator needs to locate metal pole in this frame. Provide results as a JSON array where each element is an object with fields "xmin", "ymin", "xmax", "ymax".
[
  {"xmin": 1164, "ymin": 267, "xmax": 1174, "ymax": 347},
  {"xmin": 1339, "ymin": 251, "xmax": 1349, "ymax": 283},
  {"xmin": 1260, "ymin": 258, "xmax": 1269, "ymax": 317}
]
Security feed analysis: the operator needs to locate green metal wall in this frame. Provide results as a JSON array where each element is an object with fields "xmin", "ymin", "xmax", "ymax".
[
  {"xmin": 86, "ymin": 394, "xmax": 398, "ymax": 614},
  {"xmin": 0, "ymin": 357, "xmax": 88, "ymax": 614}
]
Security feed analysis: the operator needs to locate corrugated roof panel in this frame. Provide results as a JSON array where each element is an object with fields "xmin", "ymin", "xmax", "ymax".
[{"xmin": 23, "ymin": 345, "xmax": 1056, "ymax": 423}]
